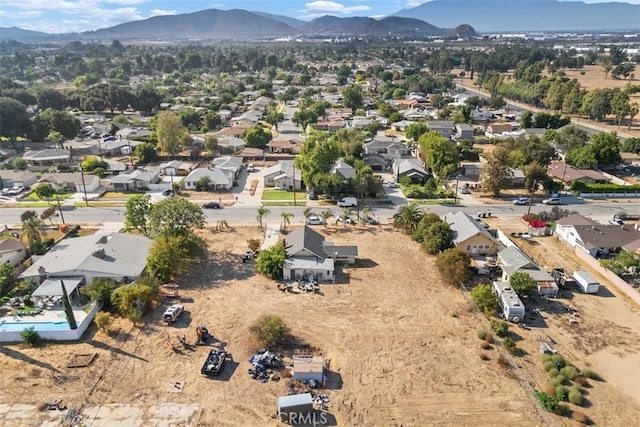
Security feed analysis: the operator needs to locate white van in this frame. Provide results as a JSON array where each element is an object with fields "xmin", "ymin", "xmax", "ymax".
[{"xmin": 337, "ymin": 197, "xmax": 357, "ymax": 208}]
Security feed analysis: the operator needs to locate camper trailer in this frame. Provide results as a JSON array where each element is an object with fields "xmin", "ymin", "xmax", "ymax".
[
  {"xmin": 573, "ymin": 270, "xmax": 600, "ymax": 294},
  {"xmin": 493, "ymin": 281, "xmax": 526, "ymax": 323}
]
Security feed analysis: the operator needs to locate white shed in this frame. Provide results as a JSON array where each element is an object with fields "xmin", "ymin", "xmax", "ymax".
[{"xmin": 292, "ymin": 355, "xmax": 325, "ymax": 383}]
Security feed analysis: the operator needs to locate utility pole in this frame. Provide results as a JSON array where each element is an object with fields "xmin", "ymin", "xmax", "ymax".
[
  {"xmin": 526, "ymin": 179, "xmax": 537, "ymax": 217},
  {"xmin": 454, "ymin": 174, "xmax": 460, "ymax": 204},
  {"xmin": 55, "ymin": 196, "xmax": 65, "ymax": 224},
  {"xmin": 79, "ymin": 167, "xmax": 89, "ymax": 206},
  {"xmin": 292, "ymin": 164, "xmax": 297, "ymax": 207}
]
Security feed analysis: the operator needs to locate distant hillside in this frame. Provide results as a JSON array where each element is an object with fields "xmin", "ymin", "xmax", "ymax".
[
  {"xmin": 84, "ymin": 9, "xmax": 297, "ymax": 39},
  {"xmin": 447, "ymin": 24, "xmax": 477, "ymax": 39},
  {"xmin": 393, "ymin": 0, "xmax": 640, "ymax": 32},
  {"xmin": 300, "ymin": 15, "xmax": 444, "ymax": 36},
  {"xmin": 0, "ymin": 27, "xmax": 51, "ymax": 40},
  {"xmin": 252, "ymin": 11, "xmax": 306, "ymax": 29}
]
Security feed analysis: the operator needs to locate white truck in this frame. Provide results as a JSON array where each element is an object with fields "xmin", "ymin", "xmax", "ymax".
[
  {"xmin": 163, "ymin": 304, "xmax": 184, "ymax": 324},
  {"xmin": 337, "ymin": 197, "xmax": 357, "ymax": 208},
  {"xmin": 572, "ymin": 270, "xmax": 600, "ymax": 294}
]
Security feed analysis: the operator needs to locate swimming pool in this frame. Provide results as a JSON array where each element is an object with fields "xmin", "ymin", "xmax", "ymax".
[{"xmin": 0, "ymin": 320, "xmax": 71, "ymax": 332}]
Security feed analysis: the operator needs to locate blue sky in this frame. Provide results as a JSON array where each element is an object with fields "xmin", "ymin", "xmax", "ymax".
[{"xmin": 1, "ymin": 0, "xmax": 638, "ymax": 34}]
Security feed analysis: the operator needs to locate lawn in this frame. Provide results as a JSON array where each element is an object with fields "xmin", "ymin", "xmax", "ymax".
[
  {"xmin": 261, "ymin": 189, "xmax": 306, "ymax": 201},
  {"xmin": 21, "ymin": 192, "xmax": 73, "ymax": 201},
  {"xmin": 101, "ymin": 192, "xmax": 144, "ymax": 199}
]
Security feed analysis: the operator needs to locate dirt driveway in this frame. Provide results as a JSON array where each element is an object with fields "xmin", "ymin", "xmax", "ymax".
[{"xmin": 0, "ymin": 225, "xmax": 545, "ymax": 426}]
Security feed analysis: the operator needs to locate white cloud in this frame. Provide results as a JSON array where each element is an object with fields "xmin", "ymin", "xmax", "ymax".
[
  {"xmin": 304, "ymin": 1, "xmax": 371, "ymax": 15},
  {"xmin": 149, "ymin": 9, "xmax": 177, "ymax": 17}
]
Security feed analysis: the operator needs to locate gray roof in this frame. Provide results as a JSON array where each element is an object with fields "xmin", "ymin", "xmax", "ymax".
[
  {"xmin": 324, "ymin": 245, "xmax": 358, "ymax": 257},
  {"xmin": 395, "ymin": 158, "xmax": 428, "ymax": 177},
  {"xmin": 573, "ymin": 224, "xmax": 640, "ymax": 249},
  {"xmin": 555, "ymin": 214, "xmax": 599, "ymax": 227},
  {"xmin": 19, "ymin": 232, "xmax": 153, "ymax": 280},
  {"xmin": 212, "ymin": 156, "xmax": 242, "ymax": 170},
  {"xmin": 32, "ymin": 278, "xmax": 83, "ymax": 297},
  {"xmin": 332, "ymin": 158, "xmax": 356, "ymax": 180},
  {"xmin": 443, "ymin": 211, "xmax": 497, "ymax": 246},
  {"xmin": 498, "ymin": 246, "xmax": 536, "ymax": 270},
  {"xmin": 278, "ymin": 393, "xmax": 313, "ymax": 410},
  {"xmin": 426, "ymin": 120, "xmax": 454, "ymax": 129},
  {"xmin": 185, "ymin": 167, "xmax": 233, "ymax": 186},
  {"xmin": 23, "ymin": 149, "xmax": 70, "ymax": 161},
  {"xmin": 283, "ymin": 257, "xmax": 334, "ymax": 271},
  {"xmin": 285, "ymin": 226, "xmax": 326, "ymax": 258}
]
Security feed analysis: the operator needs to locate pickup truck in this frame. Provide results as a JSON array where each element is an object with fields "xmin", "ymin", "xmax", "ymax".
[{"xmin": 201, "ymin": 349, "xmax": 227, "ymax": 377}]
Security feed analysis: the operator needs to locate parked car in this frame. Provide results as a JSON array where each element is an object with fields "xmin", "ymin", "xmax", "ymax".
[
  {"xmin": 1, "ymin": 188, "xmax": 10, "ymax": 196},
  {"xmin": 387, "ymin": 180, "xmax": 397, "ymax": 188},
  {"xmin": 161, "ymin": 189, "xmax": 173, "ymax": 196},
  {"xmin": 306, "ymin": 215, "xmax": 324, "ymax": 225},
  {"xmin": 163, "ymin": 304, "xmax": 184, "ymax": 324},
  {"xmin": 203, "ymin": 201, "xmax": 221, "ymax": 209},
  {"xmin": 7, "ymin": 186, "xmax": 25, "ymax": 195},
  {"xmin": 513, "ymin": 197, "xmax": 530, "ymax": 206},
  {"xmin": 102, "ymin": 136, "xmax": 116, "ymax": 142},
  {"xmin": 459, "ymin": 187, "xmax": 470, "ymax": 194},
  {"xmin": 542, "ymin": 197, "xmax": 561, "ymax": 205},
  {"xmin": 307, "ymin": 190, "xmax": 318, "ymax": 200},
  {"xmin": 609, "ymin": 218, "xmax": 624, "ymax": 225},
  {"xmin": 339, "ymin": 217, "xmax": 356, "ymax": 225},
  {"xmin": 365, "ymin": 216, "xmax": 379, "ymax": 225},
  {"xmin": 247, "ymin": 163, "xmax": 256, "ymax": 172}
]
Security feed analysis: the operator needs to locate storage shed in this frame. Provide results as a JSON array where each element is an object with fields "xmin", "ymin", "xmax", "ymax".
[
  {"xmin": 277, "ymin": 393, "xmax": 313, "ymax": 423},
  {"xmin": 292, "ymin": 355, "xmax": 325, "ymax": 383}
]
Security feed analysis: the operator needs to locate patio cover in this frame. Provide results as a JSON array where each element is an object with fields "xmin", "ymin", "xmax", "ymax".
[{"xmin": 31, "ymin": 278, "xmax": 84, "ymax": 298}]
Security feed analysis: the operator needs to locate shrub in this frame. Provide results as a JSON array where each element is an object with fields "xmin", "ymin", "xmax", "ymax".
[
  {"xmin": 568, "ymin": 389, "xmax": 583, "ymax": 405},
  {"xmin": 555, "ymin": 385, "xmax": 569, "ymax": 401},
  {"xmin": 569, "ymin": 384, "xmax": 583, "ymax": 394},
  {"xmin": 549, "ymin": 375, "xmax": 562, "ymax": 387},
  {"xmin": 247, "ymin": 239, "xmax": 261, "ymax": 253},
  {"xmin": 477, "ymin": 329, "xmax": 487, "ymax": 340},
  {"xmin": 490, "ymin": 319, "xmax": 509, "ymax": 337},
  {"xmin": 556, "ymin": 404, "xmax": 571, "ymax": 417},
  {"xmin": 250, "ymin": 314, "xmax": 288, "ymax": 349},
  {"xmin": 497, "ymin": 354, "xmax": 510, "ymax": 369},
  {"xmin": 574, "ymin": 376, "xmax": 589, "ymax": 387},
  {"xmin": 469, "ymin": 283, "xmax": 498, "ymax": 315},
  {"xmin": 548, "ymin": 368, "xmax": 559, "ymax": 379},
  {"xmin": 502, "ymin": 337, "xmax": 516, "ymax": 354},
  {"xmin": 94, "ymin": 312, "xmax": 113, "ymax": 332},
  {"xmin": 581, "ymin": 369, "xmax": 600, "ymax": 380},
  {"xmin": 561, "ymin": 365, "xmax": 578, "ymax": 380},
  {"xmin": 551, "ymin": 354, "xmax": 566, "ymax": 368},
  {"xmin": 480, "ymin": 341, "xmax": 491, "ymax": 350},
  {"xmin": 535, "ymin": 391, "xmax": 559, "ymax": 413},
  {"xmin": 544, "ymin": 384, "xmax": 556, "ymax": 396},
  {"xmin": 543, "ymin": 361, "xmax": 556, "ymax": 372},
  {"xmin": 541, "ymin": 354, "xmax": 552, "ymax": 363},
  {"xmin": 572, "ymin": 411, "xmax": 589, "ymax": 424},
  {"xmin": 21, "ymin": 327, "xmax": 40, "ymax": 347},
  {"xmin": 555, "ymin": 374, "xmax": 567, "ymax": 385},
  {"xmin": 484, "ymin": 332, "xmax": 494, "ymax": 344}
]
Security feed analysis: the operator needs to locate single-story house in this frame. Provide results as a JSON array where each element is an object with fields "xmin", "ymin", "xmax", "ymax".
[
  {"xmin": 394, "ymin": 158, "xmax": 431, "ymax": 184},
  {"xmin": 497, "ymin": 245, "xmax": 555, "ymax": 287},
  {"xmin": 363, "ymin": 153, "xmax": 389, "ymax": 171},
  {"xmin": 314, "ymin": 120, "xmax": 344, "ymax": 132},
  {"xmin": 620, "ymin": 151, "xmax": 640, "ymax": 166},
  {"xmin": 460, "ymin": 163, "xmax": 484, "ymax": 178},
  {"xmin": 332, "ymin": 158, "xmax": 356, "ymax": 180},
  {"xmin": 211, "ymin": 156, "xmax": 242, "ymax": 180},
  {"xmin": 39, "ymin": 172, "xmax": 100, "ymax": 193},
  {"xmin": 217, "ymin": 136, "xmax": 246, "ymax": 153},
  {"xmin": 263, "ymin": 160, "xmax": 303, "ymax": 191},
  {"xmin": 390, "ymin": 120, "xmax": 416, "ymax": 132},
  {"xmin": 364, "ymin": 138, "xmax": 412, "ymax": 160},
  {"xmin": 241, "ymin": 147, "xmax": 265, "ymax": 162},
  {"xmin": 266, "ymin": 138, "xmax": 302, "ymax": 154},
  {"xmin": 508, "ymin": 167, "xmax": 526, "ymax": 187},
  {"xmin": 109, "ymin": 167, "xmax": 160, "ymax": 191},
  {"xmin": 19, "ymin": 232, "xmax": 153, "ymax": 283},
  {"xmin": 115, "ymin": 127, "xmax": 151, "ymax": 139},
  {"xmin": 0, "ymin": 170, "xmax": 38, "ymax": 189},
  {"xmin": 159, "ymin": 160, "xmax": 183, "ymax": 177},
  {"xmin": 292, "ymin": 355, "xmax": 325, "ymax": 383},
  {"xmin": 217, "ymin": 124, "xmax": 250, "ymax": 138},
  {"xmin": 426, "ymin": 121, "xmax": 455, "ymax": 138},
  {"xmin": 183, "ymin": 167, "xmax": 233, "ymax": 191},
  {"xmin": 547, "ymin": 163, "xmax": 610, "ymax": 185},
  {"xmin": 0, "ymin": 239, "xmax": 27, "ymax": 267},
  {"xmin": 22, "ymin": 149, "xmax": 71, "ymax": 166},
  {"xmin": 282, "ymin": 226, "xmax": 358, "ymax": 282},
  {"xmin": 99, "ymin": 138, "xmax": 143, "ymax": 157},
  {"xmin": 555, "ymin": 214, "xmax": 640, "ymax": 257},
  {"xmin": 443, "ymin": 211, "xmax": 499, "ymax": 256},
  {"xmin": 455, "ymin": 123, "xmax": 475, "ymax": 139}
]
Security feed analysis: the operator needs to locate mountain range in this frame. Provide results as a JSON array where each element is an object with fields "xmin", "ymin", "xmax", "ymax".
[{"xmin": 0, "ymin": 0, "xmax": 638, "ymax": 42}]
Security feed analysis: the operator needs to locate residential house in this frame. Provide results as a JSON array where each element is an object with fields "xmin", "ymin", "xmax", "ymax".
[
  {"xmin": 159, "ymin": 160, "xmax": 182, "ymax": 176},
  {"xmin": 216, "ymin": 136, "xmax": 246, "ymax": 154},
  {"xmin": 426, "ymin": 121, "xmax": 455, "ymax": 138},
  {"xmin": 363, "ymin": 153, "xmax": 389, "ymax": 171},
  {"xmin": 332, "ymin": 159, "xmax": 356, "ymax": 181},
  {"xmin": 19, "ymin": 232, "xmax": 153, "ymax": 284},
  {"xmin": 393, "ymin": 158, "xmax": 431, "ymax": 184},
  {"xmin": 263, "ymin": 160, "xmax": 303, "ymax": 191},
  {"xmin": 393, "ymin": 99, "xmax": 419, "ymax": 109},
  {"xmin": 115, "ymin": 127, "xmax": 151, "ymax": 139},
  {"xmin": 314, "ymin": 119, "xmax": 344, "ymax": 132},
  {"xmin": 282, "ymin": 226, "xmax": 358, "ymax": 282},
  {"xmin": 39, "ymin": 172, "xmax": 100, "ymax": 193},
  {"xmin": 22, "ymin": 149, "xmax": 71, "ymax": 166},
  {"xmin": 217, "ymin": 124, "xmax": 250, "ymax": 139},
  {"xmin": 460, "ymin": 163, "xmax": 484, "ymax": 179},
  {"xmin": 109, "ymin": 167, "xmax": 160, "ymax": 191},
  {"xmin": 266, "ymin": 137, "xmax": 302, "ymax": 154},
  {"xmin": 99, "ymin": 138, "xmax": 143, "ymax": 157},
  {"xmin": 391, "ymin": 120, "xmax": 416, "ymax": 132},
  {"xmin": 0, "ymin": 170, "xmax": 38, "ymax": 189},
  {"xmin": 497, "ymin": 245, "xmax": 554, "ymax": 286},
  {"xmin": 547, "ymin": 163, "xmax": 610, "ymax": 185},
  {"xmin": 508, "ymin": 167, "xmax": 526, "ymax": 187},
  {"xmin": 485, "ymin": 123, "xmax": 520, "ymax": 137},
  {"xmin": 443, "ymin": 211, "xmax": 499, "ymax": 256},
  {"xmin": 211, "ymin": 156, "xmax": 242, "ymax": 181},
  {"xmin": 0, "ymin": 239, "xmax": 27, "ymax": 267},
  {"xmin": 555, "ymin": 214, "xmax": 640, "ymax": 257},
  {"xmin": 364, "ymin": 137, "xmax": 412, "ymax": 160},
  {"xmin": 472, "ymin": 110, "xmax": 495, "ymax": 123},
  {"xmin": 455, "ymin": 123, "xmax": 475, "ymax": 139},
  {"xmin": 349, "ymin": 117, "xmax": 374, "ymax": 129},
  {"xmin": 241, "ymin": 147, "xmax": 265, "ymax": 162},
  {"xmin": 183, "ymin": 167, "xmax": 233, "ymax": 191}
]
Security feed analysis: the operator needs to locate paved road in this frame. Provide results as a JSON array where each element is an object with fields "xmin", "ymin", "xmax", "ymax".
[{"xmin": 1, "ymin": 199, "xmax": 637, "ymax": 228}]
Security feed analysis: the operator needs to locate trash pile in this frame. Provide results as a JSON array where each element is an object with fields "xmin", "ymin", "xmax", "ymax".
[
  {"xmin": 248, "ymin": 349, "xmax": 284, "ymax": 384},
  {"xmin": 313, "ymin": 393, "xmax": 330, "ymax": 410}
]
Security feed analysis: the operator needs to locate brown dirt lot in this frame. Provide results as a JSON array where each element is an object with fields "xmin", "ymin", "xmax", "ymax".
[
  {"xmin": 484, "ymin": 216, "xmax": 640, "ymax": 426},
  {"xmin": 0, "ymin": 226, "xmax": 546, "ymax": 426}
]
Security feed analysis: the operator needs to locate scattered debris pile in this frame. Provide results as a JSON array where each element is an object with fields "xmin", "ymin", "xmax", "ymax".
[{"xmin": 248, "ymin": 349, "xmax": 284, "ymax": 383}]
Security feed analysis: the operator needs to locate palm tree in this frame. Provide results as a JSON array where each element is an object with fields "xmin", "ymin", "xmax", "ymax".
[
  {"xmin": 341, "ymin": 208, "xmax": 353, "ymax": 228},
  {"xmin": 320, "ymin": 209, "xmax": 334, "ymax": 227},
  {"xmin": 20, "ymin": 212, "xmax": 46, "ymax": 248},
  {"xmin": 361, "ymin": 205, "xmax": 373, "ymax": 226},
  {"xmin": 256, "ymin": 206, "xmax": 271, "ymax": 230},
  {"xmin": 302, "ymin": 207, "xmax": 315, "ymax": 218},
  {"xmin": 280, "ymin": 211, "xmax": 294, "ymax": 230},
  {"xmin": 393, "ymin": 204, "xmax": 424, "ymax": 234}
]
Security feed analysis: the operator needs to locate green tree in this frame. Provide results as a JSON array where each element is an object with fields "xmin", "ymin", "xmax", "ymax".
[
  {"xmin": 20, "ymin": 211, "xmax": 45, "ymax": 249},
  {"xmin": 40, "ymin": 207, "xmax": 57, "ymax": 225},
  {"xmin": 436, "ymin": 249, "xmax": 472, "ymax": 286},
  {"xmin": 205, "ymin": 136, "xmax": 219, "ymax": 155},
  {"xmin": 405, "ymin": 123, "xmax": 429, "ymax": 141},
  {"xmin": 419, "ymin": 131, "xmax": 459, "ymax": 181},
  {"xmin": 393, "ymin": 204, "xmax": 424, "ymax": 234},
  {"xmin": 256, "ymin": 206, "xmax": 271, "ymax": 230},
  {"xmin": 0, "ymin": 97, "xmax": 30, "ymax": 143},
  {"xmin": 134, "ymin": 142, "xmax": 158, "ymax": 164},
  {"xmin": 124, "ymin": 194, "xmax": 152, "ymax": 236},
  {"xmin": 480, "ymin": 145, "xmax": 512, "ymax": 197},
  {"xmin": 291, "ymin": 109, "xmax": 318, "ymax": 137},
  {"xmin": 111, "ymin": 281, "xmax": 159, "ymax": 322},
  {"xmin": 0, "ymin": 263, "xmax": 16, "ymax": 298},
  {"xmin": 46, "ymin": 130, "xmax": 66, "ymax": 149},
  {"xmin": 264, "ymin": 110, "xmax": 285, "ymax": 131},
  {"xmin": 621, "ymin": 137, "xmax": 640, "ymax": 154},
  {"xmin": 280, "ymin": 212, "xmax": 293, "ymax": 230},
  {"xmin": 470, "ymin": 283, "xmax": 499, "ymax": 316},
  {"xmin": 250, "ymin": 314, "xmax": 288, "ymax": 349},
  {"xmin": 35, "ymin": 183, "xmax": 55, "ymax": 202},
  {"xmin": 342, "ymin": 84, "xmax": 363, "ymax": 113},
  {"xmin": 509, "ymin": 271, "xmax": 538, "ymax": 297},
  {"xmin": 12, "ymin": 157, "xmax": 27, "ymax": 170},
  {"xmin": 422, "ymin": 222, "xmax": 453, "ymax": 255},
  {"xmin": 553, "ymin": 125, "xmax": 588, "ymax": 152},
  {"xmin": 94, "ymin": 312, "xmax": 113, "ymax": 333},
  {"xmin": 148, "ymin": 197, "xmax": 205, "ymax": 238},
  {"xmin": 302, "ymin": 207, "xmax": 315, "ymax": 218},
  {"xmin": 566, "ymin": 145, "xmax": 597, "ymax": 168},
  {"xmin": 82, "ymin": 278, "xmax": 115, "ymax": 308},
  {"xmin": 320, "ymin": 209, "xmax": 334, "ymax": 227},
  {"xmin": 244, "ymin": 125, "xmax": 272, "ymax": 148},
  {"xmin": 146, "ymin": 235, "xmax": 192, "ymax": 282},
  {"xmin": 256, "ymin": 241, "xmax": 286, "ymax": 280},
  {"xmin": 590, "ymin": 131, "xmax": 621, "ymax": 166},
  {"xmin": 156, "ymin": 111, "xmax": 187, "ymax": 156}
]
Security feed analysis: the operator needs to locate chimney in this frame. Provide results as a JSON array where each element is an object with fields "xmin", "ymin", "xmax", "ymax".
[{"xmin": 37, "ymin": 266, "xmax": 47, "ymax": 284}]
